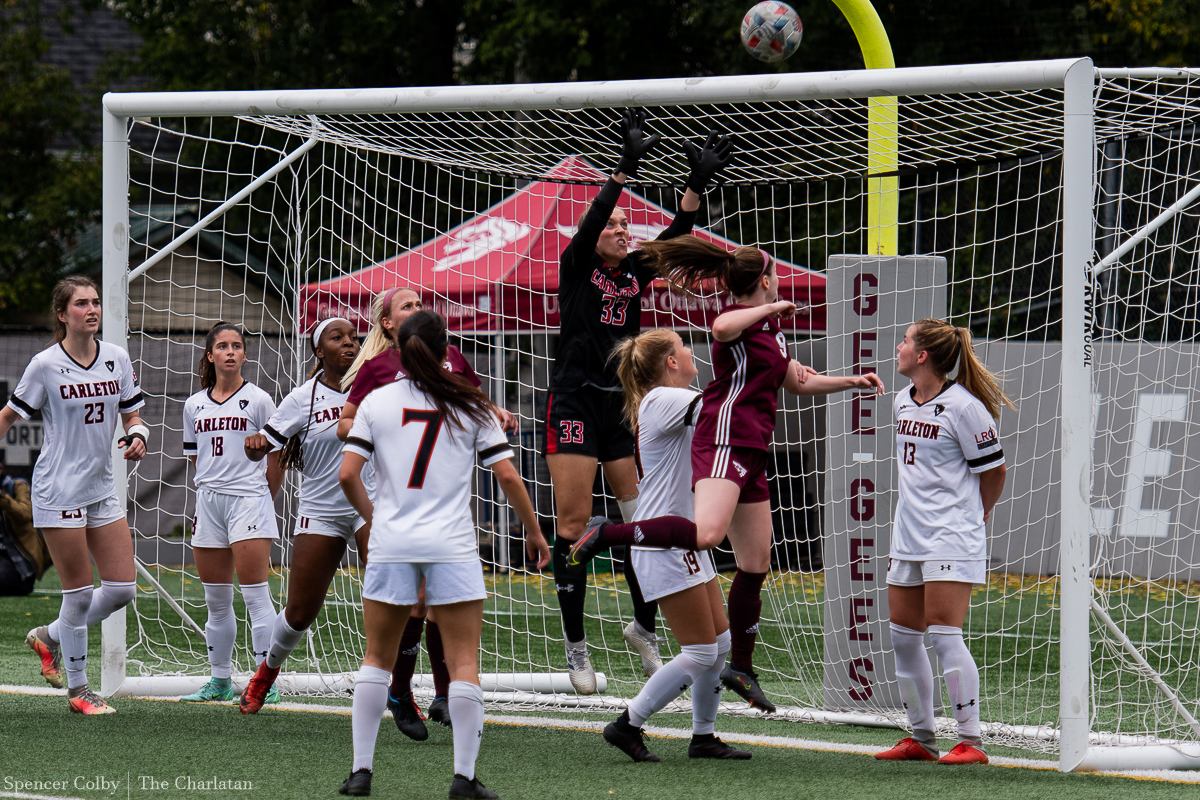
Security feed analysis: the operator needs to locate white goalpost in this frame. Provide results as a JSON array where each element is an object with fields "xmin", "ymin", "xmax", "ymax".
[{"xmin": 97, "ymin": 58, "xmax": 1200, "ymax": 772}]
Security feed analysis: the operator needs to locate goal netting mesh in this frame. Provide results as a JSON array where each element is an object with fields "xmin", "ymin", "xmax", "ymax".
[{"xmin": 113, "ymin": 65, "xmax": 1200, "ymax": 757}]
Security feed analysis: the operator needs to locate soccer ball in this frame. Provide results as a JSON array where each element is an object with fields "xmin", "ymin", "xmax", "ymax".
[{"xmin": 740, "ymin": 1, "xmax": 803, "ymax": 63}]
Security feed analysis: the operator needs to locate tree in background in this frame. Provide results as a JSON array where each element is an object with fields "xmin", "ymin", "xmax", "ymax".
[{"xmin": 0, "ymin": 0, "xmax": 100, "ymax": 316}]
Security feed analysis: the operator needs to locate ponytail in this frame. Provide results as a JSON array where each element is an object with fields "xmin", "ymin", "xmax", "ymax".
[
  {"xmin": 198, "ymin": 322, "xmax": 244, "ymax": 390},
  {"xmin": 638, "ymin": 236, "xmax": 773, "ymax": 298},
  {"xmin": 278, "ymin": 370, "xmax": 321, "ymax": 472},
  {"xmin": 612, "ymin": 330, "xmax": 677, "ymax": 429},
  {"xmin": 395, "ymin": 310, "xmax": 495, "ymax": 432},
  {"xmin": 341, "ymin": 286, "xmax": 419, "ymax": 391},
  {"xmin": 911, "ymin": 319, "xmax": 1015, "ymax": 419}
]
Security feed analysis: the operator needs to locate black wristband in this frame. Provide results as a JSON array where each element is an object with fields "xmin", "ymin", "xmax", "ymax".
[{"xmin": 118, "ymin": 432, "xmax": 147, "ymax": 449}]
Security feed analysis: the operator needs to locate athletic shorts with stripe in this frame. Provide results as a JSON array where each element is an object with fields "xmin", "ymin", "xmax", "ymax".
[{"xmin": 690, "ymin": 441, "xmax": 770, "ymax": 504}]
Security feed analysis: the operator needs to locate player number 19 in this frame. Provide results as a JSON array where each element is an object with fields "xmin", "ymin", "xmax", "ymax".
[{"xmin": 902, "ymin": 442, "xmax": 915, "ymax": 465}]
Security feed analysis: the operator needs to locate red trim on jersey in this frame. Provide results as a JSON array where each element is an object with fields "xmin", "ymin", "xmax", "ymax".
[{"xmin": 544, "ymin": 392, "xmax": 558, "ymax": 454}]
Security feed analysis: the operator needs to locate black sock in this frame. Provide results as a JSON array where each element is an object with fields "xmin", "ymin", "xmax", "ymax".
[
  {"xmin": 553, "ymin": 535, "xmax": 588, "ymax": 643},
  {"xmin": 623, "ymin": 552, "xmax": 658, "ymax": 634}
]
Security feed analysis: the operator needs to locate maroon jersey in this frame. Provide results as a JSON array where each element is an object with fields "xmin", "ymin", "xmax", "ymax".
[
  {"xmin": 693, "ymin": 305, "xmax": 791, "ymax": 451},
  {"xmin": 346, "ymin": 344, "xmax": 480, "ymax": 407}
]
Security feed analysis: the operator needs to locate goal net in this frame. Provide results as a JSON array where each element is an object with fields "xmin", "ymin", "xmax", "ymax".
[{"xmin": 99, "ymin": 59, "xmax": 1200, "ymax": 770}]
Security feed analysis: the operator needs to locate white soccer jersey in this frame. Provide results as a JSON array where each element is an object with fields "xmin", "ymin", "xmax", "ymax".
[
  {"xmin": 260, "ymin": 375, "xmax": 375, "ymax": 517},
  {"xmin": 6, "ymin": 342, "xmax": 144, "ymax": 511},
  {"xmin": 891, "ymin": 382, "xmax": 1005, "ymax": 561},
  {"xmin": 183, "ymin": 381, "xmax": 276, "ymax": 496},
  {"xmin": 630, "ymin": 386, "xmax": 703, "ymax": 546},
  {"xmin": 344, "ymin": 378, "xmax": 514, "ymax": 563}
]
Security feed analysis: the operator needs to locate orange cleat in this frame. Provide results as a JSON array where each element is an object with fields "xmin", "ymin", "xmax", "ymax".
[
  {"xmin": 938, "ymin": 742, "xmax": 989, "ymax": 765},
  {"xmin": 68, "ymin": 688, "xmax": 116, "ymax": 715},
  {"xmin": 26, "ymin": 627, "xmax": 63, "ymax": 689},
  {"xmin": 875, "ymin": 737, "xmax": 938, "ymax": 761},
  {"xmin": 239, "ymin": 661, "xmax": 281, "ymax": 715}
]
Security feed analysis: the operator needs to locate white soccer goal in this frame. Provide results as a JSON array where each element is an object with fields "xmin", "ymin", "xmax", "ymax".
[{"xmin": 97, "ymin": 58, "xmax": 1200, "ymax": 772}]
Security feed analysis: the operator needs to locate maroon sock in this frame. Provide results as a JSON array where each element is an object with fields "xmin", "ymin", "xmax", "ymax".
[
  {"xmin": 727, "ymin": 569, "xmax": 768, "ymax": 672},
  {"xmin": 597, "ymin": 515, "xmax": 697, "ymax": 550},
  {"xmin": 389, "ymin": 615, "xmax": 425, "ymax": 698},
  {"xmin": 426, "ymin": 622, "xmax": 450, "ymax": 697}
]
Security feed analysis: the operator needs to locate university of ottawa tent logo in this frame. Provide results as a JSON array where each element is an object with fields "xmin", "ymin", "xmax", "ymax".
[{"xmin": 435, "ymin": 218, "xmax": 531, "ymax": 272}]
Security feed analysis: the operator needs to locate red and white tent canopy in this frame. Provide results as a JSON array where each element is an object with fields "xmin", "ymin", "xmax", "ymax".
[{"xmin": 301, "ymin": 157, "xmax": 825, "ymax": 334}]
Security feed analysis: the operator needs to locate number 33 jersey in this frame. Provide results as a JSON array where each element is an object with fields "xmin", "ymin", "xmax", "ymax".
[
  {"xmin": 183, "ymin": 382, "xmax": 276, "ymax": 496},
  {"xmin": 6, "ymin": 342, "xmax": 144, "ymax": 511},
  {"xmin": 344, "ymin": 378, "xmax": 513, "ymax": 564},
  {"xmin": 891, "ymin": 382, "xmax": 1005, "ymax": 561}
]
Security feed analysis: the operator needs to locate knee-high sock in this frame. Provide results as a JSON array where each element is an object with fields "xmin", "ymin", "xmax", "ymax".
[
  {"xmin": 389, "ymin": 615, "xmax": 425, "ymax": 697},
  {"xmin": 202, "ymin": 583, "xmax": 236, "ymax": 679},
  {"xmin": 240, "ymin": 581, "xmax": 276, "ymax": 667},
  {"xmin": 553, "ymin": 535, "xmax": 587, "ymax": 644},
  {"xmin": 930, "ymin": 625, "xmax": 981, "ymax": 745},
  {"xmin": 426, "ymin": 622, "xmax": 450, "ymax": 697},
  {"xmin": 890, "ymin": 623, "xmax": 938, "ymax": 753},
  {"xmin": 691, "ymin": 630, "xmax": 731, "ymax": 735},
  {"xmin": 623, "ymin": 555, "xmax": 658, "ymax": 634},
  {"xmin": 628, "ymin": 643, "xmax": 719, "ymax": 728},
  {"xmin": 58, "ymin": 586, "xmax": 93, "ymax": 689},
  {"xmin": 727, "ymin": 570, "xmax": 767, "ymax": 672},
  {"xmin": 84, "ymin": 580, "xmax": 136, "ymax": 628},
  {"xmin": 598, "ymin": 516, "xmax": 698, "ymax": 550},
  {"xmin": 351, "ymin": 665, "xmax": 391, "ymax": 773},
  {"xmin": 449, "ymin": 681, "xmax": 485, "ymax": 779},
  {"xmin": 266, "ymin": 612, "xmax": 306, "ymax": 670}
]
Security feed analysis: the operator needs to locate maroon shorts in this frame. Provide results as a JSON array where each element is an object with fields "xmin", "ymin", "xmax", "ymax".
[{"xmin": 690, "ymin": 442, "xmax": 770, "ymax": 504}]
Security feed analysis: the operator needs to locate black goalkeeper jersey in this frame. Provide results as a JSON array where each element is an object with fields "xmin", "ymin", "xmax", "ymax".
[{"xmin": 550, "ymin": 178, "xmax": 697, "ymax": 393}]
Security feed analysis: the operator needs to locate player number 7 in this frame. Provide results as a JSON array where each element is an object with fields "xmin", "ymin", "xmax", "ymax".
[{"xmin": 402, "ymin": 408, "xmax": 444, "ymax": 488}]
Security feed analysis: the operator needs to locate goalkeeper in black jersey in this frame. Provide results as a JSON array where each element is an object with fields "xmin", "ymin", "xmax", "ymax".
[{"xmin": 544, "ymin": 107, "xmax": 733, "ymax": 693}]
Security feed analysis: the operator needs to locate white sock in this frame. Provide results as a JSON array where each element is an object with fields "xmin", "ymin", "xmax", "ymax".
[
  {"xmin": 890, "ymin": 623, "xmax": 937, "ymax": 752},
  {"xmin": 929, "ymin": 625, "xmax": 982, "ymax": 746},
  {"xmin": 58, "ymin": 586, "xmax": 93, "ymax": 689},
  {"xmin": 240, "ymin": 582, "xmax": 276, "ymax": 666},
  {"xmin": 266, "ymin": 613, "xmax": 307, "ymax": 670},
  {"xmin": 691, "ymin": 630, "xmax": 730, "ymax": 736},
  {"xmin": 450, "ymin": 681, "xmax": 485, "ymax": 780},
  {"xmin": 203, "ymin": 583, "xmax": 236, "ymax": 679},
  {"xmin": 351, "ymin": 666, "xmax": 390, "ymax": 773},
  {"xmin": 628, "ymin": 642, "xmax": 718, "ymax": 728},
  {"xmin": 617, "ymin": 498, "xmax": 638, "ymax": 524},
  {"xmin": 85, "ymin": 580, "xmax": 137, "ymax": 627}
]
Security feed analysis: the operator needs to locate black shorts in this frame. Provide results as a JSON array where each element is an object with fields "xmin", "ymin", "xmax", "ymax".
[{"xmin": 543, "ymin": 388, "xmax": 634, "ymax": 461}]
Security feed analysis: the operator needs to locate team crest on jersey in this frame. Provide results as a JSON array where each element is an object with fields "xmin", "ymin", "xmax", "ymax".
[
  {"xmin": 105, "ymin": 360, "xmax": 115, "ymax": 372},
  {"xmin": 934, "ymin": 404, "xmax": 946, "ymax": 416},
  {"xmin": 239, "ymin": 399, "xmax": 249, "ymax": 410}
]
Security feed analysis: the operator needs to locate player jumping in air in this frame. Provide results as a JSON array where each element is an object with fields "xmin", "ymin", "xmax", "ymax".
[
  {"xmin": 179, "ymin": 322, "xmax": 282, "ymax": 704},
  {"xmin": 337, "ymin": 310, "xmax": 549, "ymax": 798},
  {"xmin": 546, "ymin": 108, "xmax": 734, "ymax": 693},
  {"xmin": 239, "ymin": 317, "xmax": 372, "ymax": 713},
  {"xmin": 875, "ymin": 319, "xmax": 1010, "ymax": 765},
  {"xmin": 3, "ymin": 276, "xmax": 147, "ymax": 714}
]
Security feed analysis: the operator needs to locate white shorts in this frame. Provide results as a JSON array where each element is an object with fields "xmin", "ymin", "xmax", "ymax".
[
  {"xmin": 630, "ymin": 547, "xmax": 717, "ymax": 602},
  {"xmin": 886, "ymin": 558, "xmax": 987, "ymax": 586},
  {"xmin": 294, "ymin": 512, "xmax": 366, "ymax": 541},
  {"xmin": 192, "ymin": 489, "xmax": 279, "ymax": 548},
  {"xmin": 362, "ymin": 561, "xmax": 486, "ymax": 607},
  {"xmin": 33, "ymin": 495, "xmax": 124, "ymax": 530}
]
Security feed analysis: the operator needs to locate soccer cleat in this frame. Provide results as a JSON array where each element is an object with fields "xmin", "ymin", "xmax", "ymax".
[
  {"xmin": 565, "ymin": 516, "xmax": 609, "ymax": 574},
  {"xmin": 239, "ymin": 661, "xmax": 281, "ymax": 715},
  {"xmin": 26, "ymin": 626, "xmax": 63, "ymax": 689},
  {"xmin": 603, "ymin": 712, "xmax": 660, "ymax": 763},
  {"xmin": 387, "ymin": 692, "xmax": 429, "ymax": 740},
  {"xmin": 179, "ymin": 677, "xmax": 239, "ymax": 703},
  {"xmin": 688, "ymin": 733, "xmax": 751, "ymax": 760},
  {"xmin": 937, "ymin": 741, "xmax": 988, "ymax": 765},
  {"xmin": 565, "ymin": 642, "xmax": 597, "ymax": 695},
  {"xmin": 875, "ymin": 737, "xmax": 939, "ymax": 761},
  {"xmin": 719, "ymin": 664, "xmax": 776, "ymax": 713},
  {"xmin": 427, "ymin": 696, "xmax": 452, "ymax": 728},
  {"xmin": 68, "ymin": 688, "xmax": 116, "ymax": 715},
  {"xmin": 448, "ymin": 774, "xmax": 499, "ymax": 799},
  {"xmin": 622, "ymin": 620, "xmax": 664, "ymax": 678},
  {"xmin": 338, "ymin": 768, "xmax": 372, "ymax": 796}
]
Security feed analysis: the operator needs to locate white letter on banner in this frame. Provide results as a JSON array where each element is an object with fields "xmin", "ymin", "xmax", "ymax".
[{"xmin": 1117, "ymin": 392, "xmax": 1187, "ymax": 539}]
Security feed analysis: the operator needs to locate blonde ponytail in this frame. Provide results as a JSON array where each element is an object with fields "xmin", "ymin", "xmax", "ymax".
[
  {"xmin": 340, "ymin": 286, "xmax": 418, "ymax": 391},
  {"xmin": 612, "ymin": 329, "xmax": 678, "ymax": 429},
  {"xmin": 911, "ymin": 319, "xmax": 1016, "ymax": 419}
]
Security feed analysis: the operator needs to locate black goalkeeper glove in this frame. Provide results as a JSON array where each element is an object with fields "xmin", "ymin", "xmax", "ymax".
[
  {"xmin": 615, "ymin": 107, "xmax": 662, "ymax": 180},
  {"xmin": 683, "ymin": 131, "xmax": 735, "ymax": 194}
]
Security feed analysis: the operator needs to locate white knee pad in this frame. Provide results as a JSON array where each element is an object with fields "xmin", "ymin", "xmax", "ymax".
[
  {"xmin": 678, "ymin": 642, "xmax": 720, "ymax": 680},
  {"xmin": 85, "ymin": 580, "xmax": 136, "ymax": 628}
]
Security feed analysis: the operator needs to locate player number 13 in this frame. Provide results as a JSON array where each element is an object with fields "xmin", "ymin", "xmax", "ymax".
[{"xmin": 901, "ymin": 442, "xmax": 916, "ymax": 465}]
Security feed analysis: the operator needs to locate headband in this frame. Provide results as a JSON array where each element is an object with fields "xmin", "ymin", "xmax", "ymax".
[
  {"xmin": 380, "ymin": 287, "xmax": 401, "ymax": 320},
  {"xmin": 311, "ymin": 317, "xmax": 351, "ymax": 352},
  {"xmin": 758, "ymin": 248, "xmax": 773, "ymax": 279}
]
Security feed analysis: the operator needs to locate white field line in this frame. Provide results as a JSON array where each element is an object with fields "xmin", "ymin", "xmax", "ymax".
[{"xmin": 2, "ymin": 684, "xmax": 1197, "ymax": 784}]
